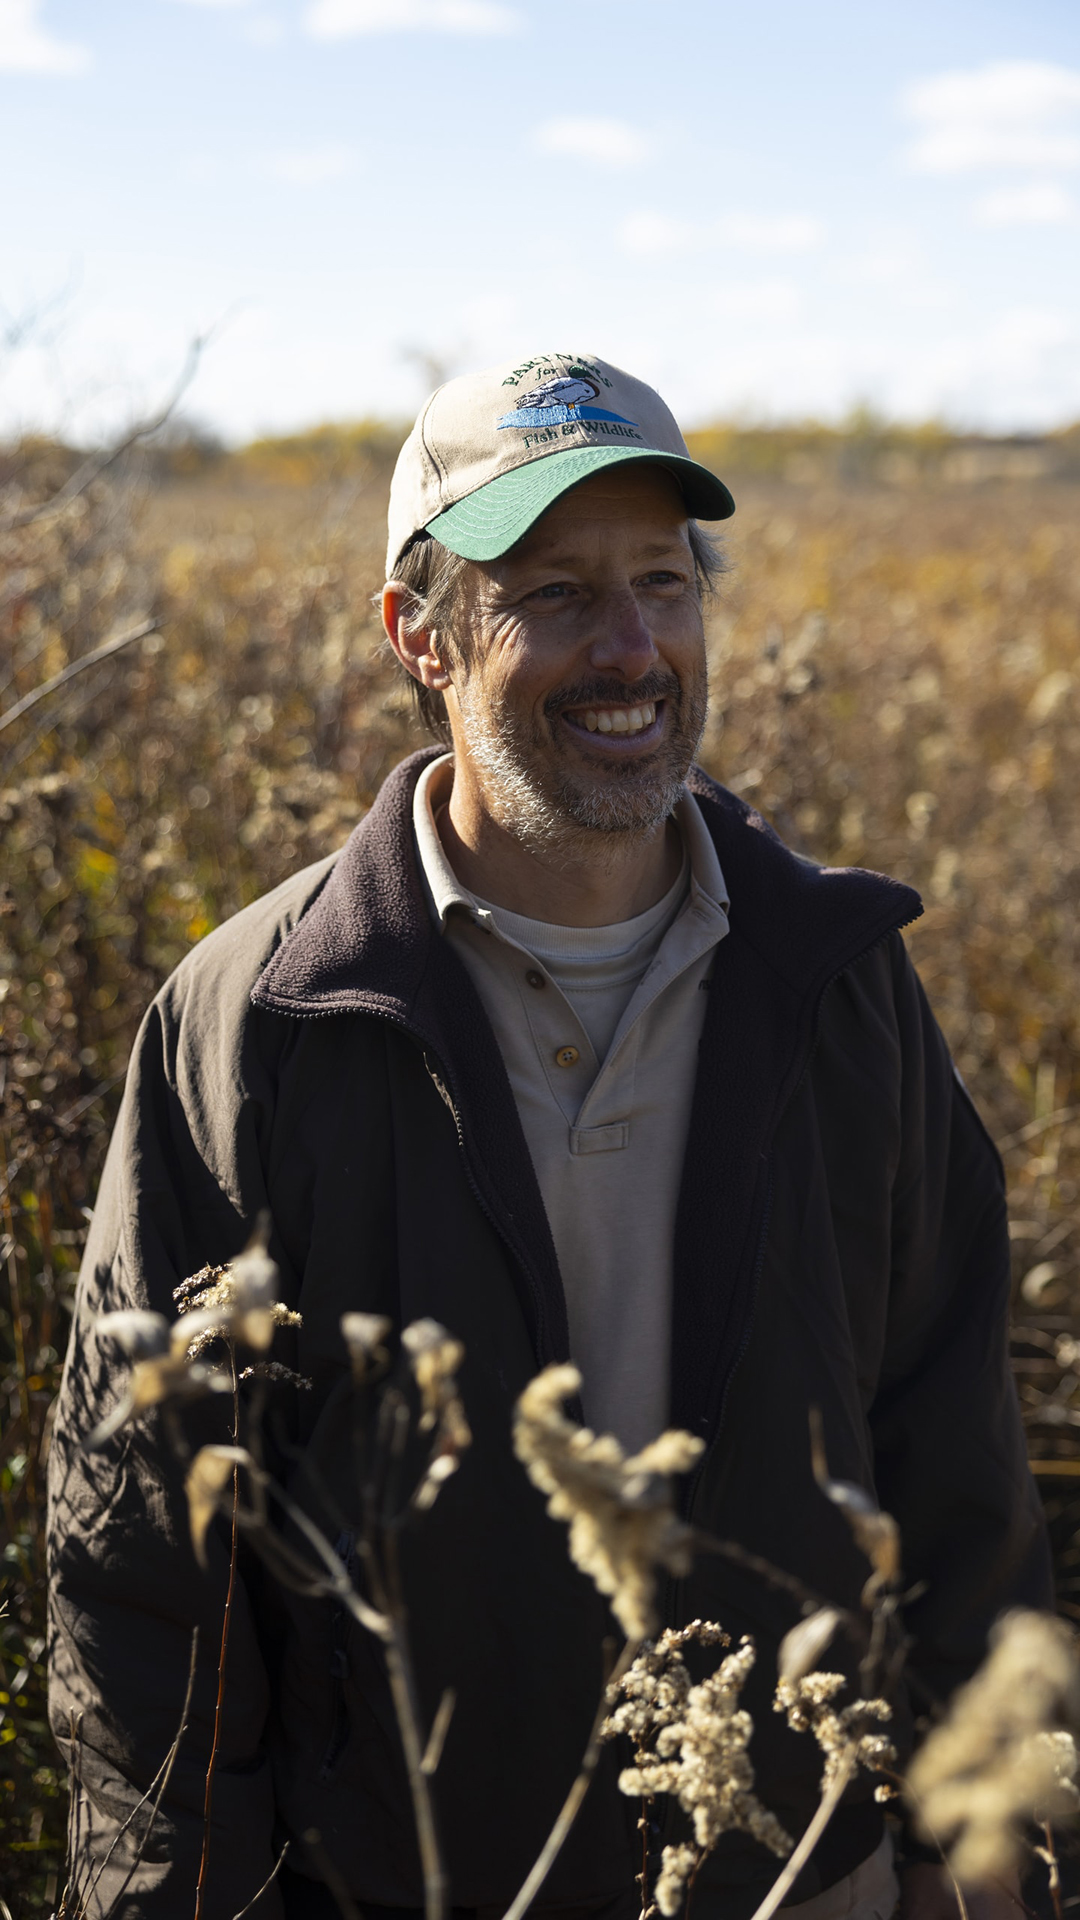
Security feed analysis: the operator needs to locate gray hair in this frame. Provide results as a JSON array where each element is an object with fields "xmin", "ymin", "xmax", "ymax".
[{"xmin": 386, "ymin": 519, "xmax": 727, "ymax": 745}]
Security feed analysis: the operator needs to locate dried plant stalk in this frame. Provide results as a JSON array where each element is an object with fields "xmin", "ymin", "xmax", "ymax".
[
  {"xmin": 513, "ymin": 1364, "xmax": 703, "ymax": 1640},
  {"xmin": 907, "ymin": 1610, "xmax": 1080, "ymax": 1885}
]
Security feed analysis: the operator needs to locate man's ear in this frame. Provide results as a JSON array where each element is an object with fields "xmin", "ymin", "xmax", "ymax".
[{"xmin": 382, "ymin": 582, "xmax": 451, "ymax": 691}]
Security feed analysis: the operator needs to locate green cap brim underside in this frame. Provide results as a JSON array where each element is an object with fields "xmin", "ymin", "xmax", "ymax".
[{"xmin": 423, "ymin": 446, "xmax": 735, "ymax": 563}]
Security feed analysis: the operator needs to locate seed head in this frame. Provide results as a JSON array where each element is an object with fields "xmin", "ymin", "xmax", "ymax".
[
  {"xmin": 513, "ymin": 1364, "xmax": 703, "ymax": 1641},
  {"xmin": 907, "ymin": 1610, "xmax": 1080, "ymax": 1884}
]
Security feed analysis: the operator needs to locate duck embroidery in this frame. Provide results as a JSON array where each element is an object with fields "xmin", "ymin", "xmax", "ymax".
[{"xmin": 496, "ymin": 370, "xmax": 638, "ymax": 433}]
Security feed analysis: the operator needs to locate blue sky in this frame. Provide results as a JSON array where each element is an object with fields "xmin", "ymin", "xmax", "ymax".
[{"xmin": 2, "ymin": 0, "xmax": 1079, "ymax": 440}]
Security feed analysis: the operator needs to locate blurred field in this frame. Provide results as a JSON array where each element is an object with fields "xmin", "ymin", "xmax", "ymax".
[{"xmin": 1, "ymin": 433, "xmax": 1079, "ymax": 1908}]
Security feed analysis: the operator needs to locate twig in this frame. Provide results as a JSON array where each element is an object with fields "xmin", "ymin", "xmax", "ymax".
[
  {"xmin": 89, "ymin": 1628, "xmax": 199, "ymax": 1920},
  {"xmin": 639, "ymin": 1796, "xmax": 651, "ymax": 1920},
  {"xmin": 421, "ymin": 1689, "xmax": 456, "ymax": 1775},
  {"xmin": 693, "ymin": 1528, "xmax": 860, "ymax": 1636},
  {"xmin": 231, "ymin": 1841, "xmax": 291, "ymax": 1919},
  {"xmin": 996, "ymin": 1109, "xmax": 1079, "ymax": 1155},
  {"xmin": 500, "ymin": 1638, "xmax": 640, "ymax": 1920},
  {"xmin": 880, "ymin": 1770, "xmax": 970, "ymax": 1920},
  {"xmin": 264, "ymin": 1477, "xmax": 389, "ymax": 1636},
  {"xmin": 744, "ymin": 1749, "xmax": 856, "ymax": 1920},
  {"xmin": 1042, "ymin": 1821, "xmax": 1064, "ymax": 1920},
  {"xmin": 377, "ymin": 1523, "xmax": 447, "ymax": 1920},
  {"xmin": 223, "ymin": 1460, "xmax": 447, "ymax": 1919},
  {"xmin": 382, "ymin": 1620, "xmax": 448, "ymax": 1920},
  {"xmin": 3, "ymin": 333, "xmax": 208, "ymax": 531},
  {"xmin": 76, "ymin": 1717, "xmax": 180, "ymax": 1916},
  {"xmin": 0, "ymin": 1070, "xmax": 128, "ymax": 1210},
  {"xmin": 302, "ymin": 1830, "xmax": 364, "ymax": 1920},
  {"xmin": 194, "ymin": 1358, "xmax": 241, "ymax": 1920},
  {"xmin": 58, "ymin": 1711, "xmax": 85, "ymax": 1919},
  {"xmin": 0, "ymin": 618, "xmax": 159, "ymax": 736}
]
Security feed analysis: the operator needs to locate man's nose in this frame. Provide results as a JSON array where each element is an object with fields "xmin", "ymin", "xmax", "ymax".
[{"xmin": 586, "ymin": 587, "xmax": 660, "ymax": 682}]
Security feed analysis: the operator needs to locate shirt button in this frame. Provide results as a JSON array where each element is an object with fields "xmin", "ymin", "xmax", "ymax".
[
  {"xmin": 525, "ymin": 969, "xmax": 546, "ymax": 989},
  {"xmin": 554, "ymin": 1045, "xmax": 580, "ymax": 1068}
]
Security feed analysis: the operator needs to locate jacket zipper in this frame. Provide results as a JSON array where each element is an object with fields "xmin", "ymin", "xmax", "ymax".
[
  {"xmin": 417, "ymin": 1043, "xmax": 552, "ymax": 1365},
  {"xmin": 264, "ymin": 999, "xmax": 554, "ymax": 1366}
]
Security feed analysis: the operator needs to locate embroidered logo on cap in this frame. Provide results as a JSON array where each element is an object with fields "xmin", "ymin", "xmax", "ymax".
[{"xmin": 496, "ymin": 372, "xmax": 638, "ymax": 432}]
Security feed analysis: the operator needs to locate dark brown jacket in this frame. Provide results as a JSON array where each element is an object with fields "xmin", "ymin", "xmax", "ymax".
[{"xmin": 48, "ymin": 750, "xmax": 1052, "ymax": 1919}]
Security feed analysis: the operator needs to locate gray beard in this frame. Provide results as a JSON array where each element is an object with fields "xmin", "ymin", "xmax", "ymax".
[{"xmin": 454, "ymin": 676, "xmax": 705, "ymax": 862}]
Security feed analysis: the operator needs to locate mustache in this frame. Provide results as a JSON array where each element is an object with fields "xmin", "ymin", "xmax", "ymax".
[{"xmin": 544, "ymin": 671, "xmax": 682, "ymax": 718}]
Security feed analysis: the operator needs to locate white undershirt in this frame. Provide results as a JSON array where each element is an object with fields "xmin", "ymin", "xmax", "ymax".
[
  {"xmin": 473, "ymin": 851, "xmax": 690, "ymax": 1065},
  {"xmin": 413, "ymin": 755, "xmax": 731, "ymax": 1451}
]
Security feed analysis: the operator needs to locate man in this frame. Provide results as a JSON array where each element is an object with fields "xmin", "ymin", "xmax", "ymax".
[{"xmin": 49, "ymin": 352, "xmax": 1050, "ymax": 1920}]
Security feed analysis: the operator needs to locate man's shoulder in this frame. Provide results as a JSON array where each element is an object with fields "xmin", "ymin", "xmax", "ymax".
[
  {"xmin": 157, "ymin": 851, "xmax": 341, "ymax": 1023},
  {"xmin": 685, "ymin": 765, "xmax": 923, "ymax": 991}
]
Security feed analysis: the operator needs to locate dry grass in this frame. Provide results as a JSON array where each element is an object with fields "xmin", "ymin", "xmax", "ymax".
[{"xmin": 1, "ymin": 446, "xmax": 1078, "ymax": 1908}]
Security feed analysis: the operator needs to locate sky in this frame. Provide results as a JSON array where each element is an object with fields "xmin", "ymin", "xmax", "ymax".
[{"xmin": 2, "ymin": 0, "xmax": 1080, "ymax": 441}]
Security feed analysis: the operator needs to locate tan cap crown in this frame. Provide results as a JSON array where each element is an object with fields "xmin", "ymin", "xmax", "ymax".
[{"xmin": 385, "ymin": 349, "xmax": 734, "ymax": 575}]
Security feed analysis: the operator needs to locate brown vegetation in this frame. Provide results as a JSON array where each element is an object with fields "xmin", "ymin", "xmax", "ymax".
[{"xmin": 1, "ymin": 432, "xmax": 1079, "ymax": 1908}]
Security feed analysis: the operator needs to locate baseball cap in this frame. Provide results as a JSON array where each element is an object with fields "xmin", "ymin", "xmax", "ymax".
[{"xmin": 385, "ymin": 350, "xmax": 735, "ymax": 575}]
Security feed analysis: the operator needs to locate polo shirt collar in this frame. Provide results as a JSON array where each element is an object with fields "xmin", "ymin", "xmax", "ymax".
[{"xmin": 412, "ymin": 750, "xmax": 731, "ymax": 934}]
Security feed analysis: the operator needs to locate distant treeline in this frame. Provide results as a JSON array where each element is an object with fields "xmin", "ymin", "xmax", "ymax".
[{"xmin": 5, "ymin": 412, "xmax": 1080, "ymax": 490}]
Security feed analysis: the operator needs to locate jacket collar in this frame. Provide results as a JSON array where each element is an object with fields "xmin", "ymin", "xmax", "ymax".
[{"xmin": 251, "ymin": 747, "xmax": 920, "ymax": 1024}]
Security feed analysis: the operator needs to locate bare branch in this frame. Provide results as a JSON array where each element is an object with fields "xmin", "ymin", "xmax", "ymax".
[
  {"xmin": 195, "ymin": 1362, "xmax": 241, "ymax": 1920},
  {"xmin": 3, "ymin": 332, "xmax": 209, "ymax": 531},
  {"xmin": 301, "ymin": 1830, "xmax": 364, "ymax": 1920},
  {"xmin": 76, "ymin": 1628, "xmax": 199, "ymax": 1920},
  {"xmin": 421, "ymin": 1690, "xmax": 456, "ymax": 1777},
  {"xmin": 231, "ymin": 1842, "xmax": 291, "ymax": 1920},
  {"xmin": 692, "ymin": 1526, "xmax": 860, "ymax": 1630},
  {"xmin": 744, "ymin": 1749, "xmax": 857, "ymax": 1920},
  {"xmin": 0, "ymin": 619, "xmax": 159, "ymax": 737},
  {"xmin": 500, "ymin": 1638, "xmax": 640, "ymax": 1920}
]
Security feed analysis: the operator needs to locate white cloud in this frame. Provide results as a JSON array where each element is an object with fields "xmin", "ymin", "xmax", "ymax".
[
  {"xmin": 168, "ymin": 1, "xmax": 256, "ymax": 9},
  {"xmin": 902, "ymin": 60, "xmax": 1080, "ymax": 173},
  {"xmin": 256, "ymin": 144, "xmax": 355, "ymax": 184},
  {"xmin": 533, "ymin": 117, "xmax": 650, "ymax": 169},
  {"xmin": 975, "ymin": 182, "xmax": 1075, "ymax": 226},
  {"xmin": 304, "ymin": 0, "xmax": 520, "ymax": 35},
  {"xmin": 0, "ymin": 0, "xmax": 88, "ymax": 73},
  {"xmin": 620, "ymin": 210, "xmax": 823, "ymax": 256}
]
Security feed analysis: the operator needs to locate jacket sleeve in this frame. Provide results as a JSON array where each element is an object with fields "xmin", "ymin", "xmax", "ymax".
[
  {"xmin": 48, "ymin": 985, "xmax": 286, "ymax": 1920},
  {"xmin": 867, "ymin": 935, "xmax": 1053, "ymax": 1714}
]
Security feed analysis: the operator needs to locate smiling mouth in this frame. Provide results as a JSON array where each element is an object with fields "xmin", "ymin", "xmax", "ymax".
[{"xmin": 562, "ymin": 700, "xmax": 660, "ymax": 738}]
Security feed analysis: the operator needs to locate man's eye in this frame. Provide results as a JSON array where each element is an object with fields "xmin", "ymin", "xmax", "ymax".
[
  {"xmin": 533, "ymin": 582, "xmax": 574, "ymax": 601},
  {"xmin": 643, "ymin": 570, "xmax": 681, "ymax": 586}
]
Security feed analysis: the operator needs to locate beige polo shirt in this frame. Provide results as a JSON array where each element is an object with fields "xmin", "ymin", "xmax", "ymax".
[{"xmin": 413, "ymin": 755, "xmax": 730, "ymax": 1453}]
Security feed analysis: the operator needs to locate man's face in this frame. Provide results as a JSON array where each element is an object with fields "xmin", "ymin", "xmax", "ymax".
[{"xmin": 443, "ymin": 465, "xmax": 708, "ymax": 850}]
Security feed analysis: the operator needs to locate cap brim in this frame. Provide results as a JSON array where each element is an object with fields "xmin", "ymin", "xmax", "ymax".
[{"xmin": 423, "ymin": 445, "xmax": 735, "ymax": 563}]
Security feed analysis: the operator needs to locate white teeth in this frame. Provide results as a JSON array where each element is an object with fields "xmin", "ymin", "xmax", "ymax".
[{"xmin": 570, "ymin": 701, "xmax": 658, "ymax": 735}]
